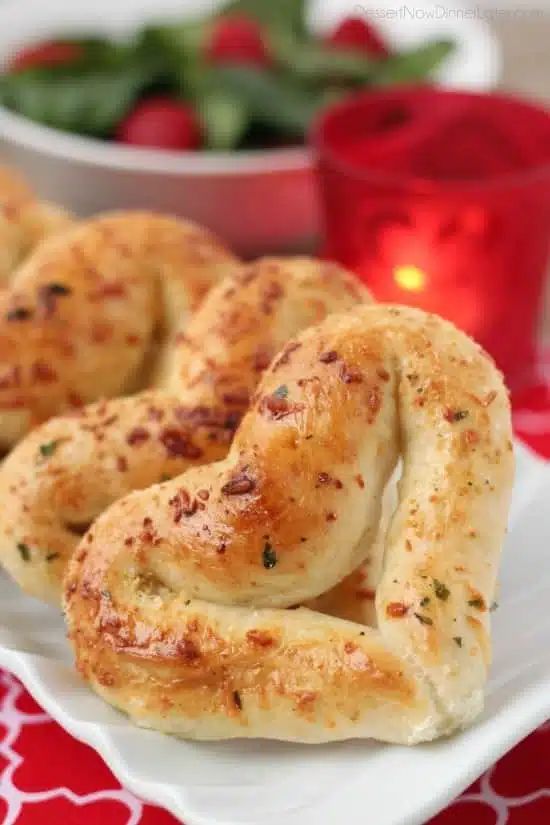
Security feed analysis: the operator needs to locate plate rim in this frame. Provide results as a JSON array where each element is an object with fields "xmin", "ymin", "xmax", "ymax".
[{"xmin": 2, "ymin": 620, "xmax": 550, "ymax": 825}]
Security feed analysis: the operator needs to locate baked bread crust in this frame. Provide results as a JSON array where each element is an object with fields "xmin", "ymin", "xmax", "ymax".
[
  {"xmin": 0, "ymin": 166, "xmax": 73, "ymax": 282},
  {"xmin": 0, "ymin": 258, "xmax": 370, "ymax": 603},
  {"xmin": 0, "ymin": 211, "xmax": 237, "ymax": 449},
  {"xmin": 65, "ymin": 304, "xmax": 514, "ymax": 744}
]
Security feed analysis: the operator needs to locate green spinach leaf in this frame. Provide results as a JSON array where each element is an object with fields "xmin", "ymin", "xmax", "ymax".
[
  {"xmin": 199, "ymin": 92, "xmax": 248, "ymax": 149},
  {"xmin": 371, "ymin": 40, "xmax": 454, "ymax": 85},
  {"xmin": 217, "ymin": 0, "xmax": 307, "ymax": 39},
  {"xmin": 196, "ymin": 66, "xmax": 327, "ymax": 138},
  {"xmin": 0, "ymin": 64, "xmax": 154, "ymax": 137}
]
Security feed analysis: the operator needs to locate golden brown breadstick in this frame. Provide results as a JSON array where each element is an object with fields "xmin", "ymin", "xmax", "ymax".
[
  {"xmin": 65, "ymin": 304, "xmax": 514, "ymax": 745},
  {"xmin": 0, "ymin": 211, "xmax": 237, "ymax": 448},
  {"xmin": 0, "ymin": 166, "xmax": 73, "ymax": 282},
  {"xmin": 0, "ymin": 258, "xmax": 370, "ymax": 603}
]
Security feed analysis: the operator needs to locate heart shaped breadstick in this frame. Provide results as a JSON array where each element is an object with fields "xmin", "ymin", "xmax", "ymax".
[
  {"xmin": 65, "ymin": 304, "xmax": 514, "ymax": 744},
  {"xmin": 0, "ymin": 212, "xmax": 237, "ymax": 449},
  {"xmin": 0, "ymin": 258, "xmax": 369, "ymax": 603},
  {"xmin": 0, "ymin": 166, "xmax": 73, "ymax": 282}
]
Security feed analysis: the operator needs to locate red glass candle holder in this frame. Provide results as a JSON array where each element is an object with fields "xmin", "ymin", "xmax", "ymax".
[{"xmin": 312, "ymin": 87, "xmax": 550, "ymax": 389}]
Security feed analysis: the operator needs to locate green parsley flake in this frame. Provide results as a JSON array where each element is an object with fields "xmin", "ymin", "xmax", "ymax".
[
  {"xmin": 17, "ymin": 542, "xmax": 30, "ymax": 562},
  {"xmin": 273, "ymin": 385, "xmax": 288, "ymax": 400},
  {"xmin": 262, "ymin": 542, "xmax": 277, "ymax": 569},
  {"xmin": 39, "ymin": 440, "xmax": 59, "ymax": 458},
  {"xmin": 433, "ymin": 578, "xmax": 450, "ymax": 601}
]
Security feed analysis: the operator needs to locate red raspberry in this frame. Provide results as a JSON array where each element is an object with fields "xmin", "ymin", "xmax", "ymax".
[
  {"xmin": 115, "ymin": 97, "xmax": 202, "ymax": 150},
  {"xmin": 8, "ymin": 40, "xmax": 83, "ymax": 72},
  {"xmin": 326, "ymin": 16, "xmax": 390, "ymax": 60},
  {"xmin": 206, "ymin": 15, "xmax": 271, "ymax": 68}
]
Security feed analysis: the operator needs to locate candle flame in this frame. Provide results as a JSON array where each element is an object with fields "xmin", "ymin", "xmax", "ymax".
[{"xmin": 393, "ymin": 265, "xmax": 427, "ymax": 293}]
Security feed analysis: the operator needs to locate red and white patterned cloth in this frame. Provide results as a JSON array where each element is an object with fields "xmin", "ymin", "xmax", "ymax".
[{"xmin": 1, "ymin": 379, "xmax": 549, "ymax": 825}]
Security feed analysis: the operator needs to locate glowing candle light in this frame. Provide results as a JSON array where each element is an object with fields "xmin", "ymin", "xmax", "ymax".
[
  {"xmin": 393, "ymin": 264, "xmax": 427, "ymax": 293},
  {"xmin": 313, "ymin": 87, "xmax": 550, "ymax": 388}
]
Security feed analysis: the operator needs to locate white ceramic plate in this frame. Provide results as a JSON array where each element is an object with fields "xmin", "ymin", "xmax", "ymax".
[{"xmin": 0, "ymin": 440, "xmax": 548, "ymax": 825}]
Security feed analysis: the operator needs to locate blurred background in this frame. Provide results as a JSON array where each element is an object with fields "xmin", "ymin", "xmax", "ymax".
[{"xmin": 494, "ymin": 7, "xmax": 550, "ymax": 341}]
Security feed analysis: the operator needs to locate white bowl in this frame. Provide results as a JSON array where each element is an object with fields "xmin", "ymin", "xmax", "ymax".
[{"xmin": 0, "ymin": 0, "xmax": 502, "ymax": 255}]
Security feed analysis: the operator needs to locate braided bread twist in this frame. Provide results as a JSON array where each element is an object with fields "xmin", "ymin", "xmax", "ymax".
[
  {"xmin": 0, "ymin": 166, "xmax": 73, "ymax": 282},
  {"xmin": 65, "ymin": 304, "xmax": 514, "ymax": 744},
  {"xmin": 0, "ymin": 212, "xmax": 237, "ymax": 449},
  {"xmin": 0, "ymin": 258, "xmax": 370, "ymax": 604}
]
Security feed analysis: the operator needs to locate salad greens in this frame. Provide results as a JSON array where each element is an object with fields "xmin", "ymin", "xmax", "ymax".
[{"xmin": 0, "ymin": 0, "xmax": 454, "ymax": 150}]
